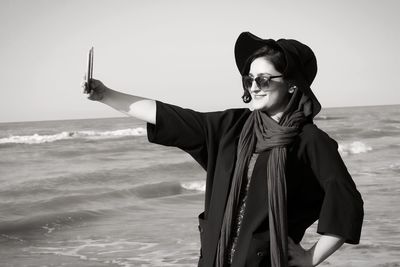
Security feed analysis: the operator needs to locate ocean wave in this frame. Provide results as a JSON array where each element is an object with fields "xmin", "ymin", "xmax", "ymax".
[
  {"xmin": 181, "ymin": 181, "xmax": 205, "ymax": 192},
  {"xmin": 0, "ymin": 161, "xmax": 202, "ymax": 204},
  {"xmin": 0, "ymin": 180, "xmax": 203, "ymax": 220},
  {"xmin": 27, "ymin": 238, "xmax": 161, "ymax": 267},
  {"xmin": 338, "ymin": 141, "xmax": 372, "ymax": 156},
  {"xmin": 0, "ymin": 128, "xmax": 147, "ymax": 144},
  {"xmin": 358, "ymin": 128, "xmax": 400, "ymax": 139},
  {"xmin": 314, "ymin": 115, "xmax": 344, "ymax": 121},
  {"xmin": 0, "ymin": 181, "xmax": 203, "ymax": 235},
  {"xmin": 388, "ymin": 163, "xmax": 400, "ymax": 174},
  {"xmin": 381, "ymin": 118, "xmax": 400, "ymax": 124},
  {"xmin": 26, "ymin": 237, "xmax": 198, "ymax": 267},
  {"xmin": 0, "ymin": 210, "xmax": 103, "ymax": 235}
]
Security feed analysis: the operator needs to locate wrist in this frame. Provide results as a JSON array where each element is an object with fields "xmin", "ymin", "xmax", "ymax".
[{"xmin": 98, "ymin": 87, "xmax": 112, "ymax": 103}]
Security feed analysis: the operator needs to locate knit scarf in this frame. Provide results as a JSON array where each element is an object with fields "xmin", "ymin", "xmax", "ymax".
[{"xmin": 215, "ymin": 90, "xmax": 311, "ymax": 267}]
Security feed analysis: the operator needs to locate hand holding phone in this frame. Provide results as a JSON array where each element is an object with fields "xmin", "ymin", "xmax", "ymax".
[{"xmin": 82, "ymin": 47, "xmax": 106, "ymax": 101}]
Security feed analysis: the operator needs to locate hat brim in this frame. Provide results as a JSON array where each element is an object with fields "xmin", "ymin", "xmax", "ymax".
[{"xmin": 234, "ymin": 32, "xmax": 279, "ymax": 76}]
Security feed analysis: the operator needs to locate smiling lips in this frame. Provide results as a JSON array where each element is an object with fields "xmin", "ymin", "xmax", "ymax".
[{"xmin": 253, "ymin": 94, "xmax": 266, "ymax": 99}]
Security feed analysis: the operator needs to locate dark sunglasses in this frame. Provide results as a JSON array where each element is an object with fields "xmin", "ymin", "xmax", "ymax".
[{"xmin": 242, "ymin": 74, "xmax": 283, "ymax": 91}]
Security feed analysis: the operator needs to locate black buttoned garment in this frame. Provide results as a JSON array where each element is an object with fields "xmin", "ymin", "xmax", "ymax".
[{"xmin": 147, "ymin": 101, "xmax": 364, "ymax": 267}]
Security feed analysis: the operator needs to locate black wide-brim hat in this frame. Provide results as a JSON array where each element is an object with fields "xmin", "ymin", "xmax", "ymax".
[{"xmin": 234, "ymin": 31, "xmax": 321, "ymax": 117}]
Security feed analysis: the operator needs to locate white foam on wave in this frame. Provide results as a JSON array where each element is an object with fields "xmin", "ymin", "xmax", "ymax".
[
  {"xmin": 0, "ymin": 128, "xmax": 147, "ymax": 145},
  {"xmin": 28, "ymin": 238, "xmax": 159, "ymax": 267},
  {"xmin": 389, "ymin": 162, "xmax": 400, "ymax": 172},
  {"xmin": 0, "ymin": 234, "xmax": 24, "ymax": 242},
  {"xmin": 338, "ymin": 141, "xmax": 372, "ymax": 156},
  {"xmin": 316, "ymin": 115, "xmax": 328, "ymax": 120},
  {"xmin": 29, "ymin": 237, "xmax": 202, "ymax": 267},
  {"xmin": 181, "ymin": 181, "xmax": 206, "ymax": 192}
]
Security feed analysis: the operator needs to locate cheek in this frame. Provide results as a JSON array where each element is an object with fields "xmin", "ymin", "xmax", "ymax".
[
  {"xmin": 251, "ymin": 94, "xmax": 271, "ymax": 109},
  {"xmin": 263, "ymin": 91, "xmax": 282, "ymax": 106},
  {"xmin": 276, "ymin": 90, "xmax": 289, "ymax": 103},
  {"xmin": 272, "ymin": 86, "xmax": 290, "ymax": 105},
  {"xmin": 251, "ymin": 90, "xmax": 288, "ymax": 110}
]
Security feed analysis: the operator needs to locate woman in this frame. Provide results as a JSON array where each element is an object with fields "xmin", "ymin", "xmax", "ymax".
[{"xmin": 82, "ymin": 32, "xmax": 364, "ymax": 267}]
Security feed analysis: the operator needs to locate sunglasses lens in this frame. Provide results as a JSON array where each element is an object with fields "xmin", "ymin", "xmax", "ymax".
[
  {"xmin": 258, "ymin": 77, "xmax": 270, "ymax": 88},
  {"xmin": 242, "ymin": 76, "xmax": 253, "ymax": 90}
]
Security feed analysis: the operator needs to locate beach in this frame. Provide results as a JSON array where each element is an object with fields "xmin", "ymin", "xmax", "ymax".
[{"xmin": 0, "ymin": 104, "xmax": 399, "ymax": 267}]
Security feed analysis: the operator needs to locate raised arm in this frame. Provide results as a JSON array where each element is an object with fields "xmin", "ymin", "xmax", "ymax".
[{"xmin": 84, "ymin": 79, "xmax": 156, "ymax": 124}]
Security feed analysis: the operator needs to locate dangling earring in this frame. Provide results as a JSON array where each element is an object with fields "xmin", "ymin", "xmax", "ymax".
[
  {"xmin": 288, "ymin": 86, "xmax": 296, "ymax": 94},
  {"xmin": 242, "ymin": 90, "xmax": 252, "ymax": 103}
]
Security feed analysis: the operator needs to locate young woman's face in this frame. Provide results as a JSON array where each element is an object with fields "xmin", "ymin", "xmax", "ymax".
[{"xmin": 248, "ymin": 57, "xmax": 290, "ymax": 115}]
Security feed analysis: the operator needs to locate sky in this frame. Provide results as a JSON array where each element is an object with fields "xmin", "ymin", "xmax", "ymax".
[{"xmin": 0, "ymin": 0, "xmax": 399, "ymax": 122}]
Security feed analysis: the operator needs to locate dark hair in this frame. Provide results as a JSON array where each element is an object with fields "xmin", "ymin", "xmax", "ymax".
[{"xmin": 242, "ymin": 45, "xmax": 287, "ymax": 103}]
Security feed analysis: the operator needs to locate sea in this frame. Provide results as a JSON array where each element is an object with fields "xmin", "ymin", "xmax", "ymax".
[{"xmin": 0, "ymin": 104, "xmax": 399, "ymax": 267}]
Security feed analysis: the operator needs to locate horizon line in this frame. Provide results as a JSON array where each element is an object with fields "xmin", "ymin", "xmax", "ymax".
[{"xmin": 1, "ymin": 103, "xmax": 399, "ymax": 124}]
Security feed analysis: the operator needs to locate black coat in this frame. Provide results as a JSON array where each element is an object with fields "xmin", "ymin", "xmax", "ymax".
[{"xmin": 147, "ymin": 101, "xmax": 364, "ymax": 267}]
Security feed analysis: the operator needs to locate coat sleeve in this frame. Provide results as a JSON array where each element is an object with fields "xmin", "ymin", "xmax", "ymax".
[
  {"xmin": 303, "ymin": 125, "xmax": 364, "ymax": 244},
  {"xmin": 146, "ymin": 100, "xmax": 223, "ymax": 170}
]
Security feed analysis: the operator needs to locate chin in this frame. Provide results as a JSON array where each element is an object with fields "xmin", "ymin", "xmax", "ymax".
[{"xmin": 251, "ymin": 101, "xmax": 270, "ymax": 111}]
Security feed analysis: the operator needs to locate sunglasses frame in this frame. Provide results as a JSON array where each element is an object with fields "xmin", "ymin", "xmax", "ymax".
[{"xmin": 242, "ymin": 74, "xmax": 284, "ymax": 91}]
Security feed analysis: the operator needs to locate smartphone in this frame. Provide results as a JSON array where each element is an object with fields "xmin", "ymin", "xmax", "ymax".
[{"xmin": 85, "ymin": 47, "xmax": 94, "ymax": 93}]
